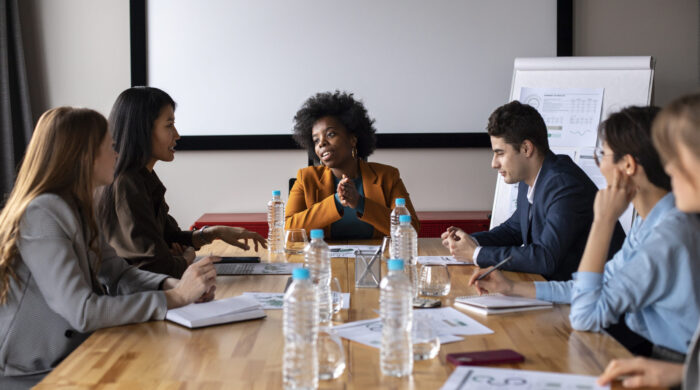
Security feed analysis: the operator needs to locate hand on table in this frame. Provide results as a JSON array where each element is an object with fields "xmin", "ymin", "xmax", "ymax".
[
  {"xmin": 215, "ymin": 226, "xmax": 267, "ymax": 251},
  {"xmin": 441, "ymin": 226, "xmax": 477, "ymax": 260},
  {"xmin": 337, "ymin": 175, "xmax": 361, "ymax": 209},
  {"xmin": 468, "ymin": 267, "xmax": 513, "ymax": 295},
  {"xmin": 597, "ymin": 357, "xmax": 684, "ymax": 388},
  {"xmin": 165, "ymin": 255, "xmax": 220, "ymax": 309}
]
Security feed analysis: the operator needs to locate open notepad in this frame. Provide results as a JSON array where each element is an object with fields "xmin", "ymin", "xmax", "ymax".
[
  {"xmin": 165, "ymin": 296, "xmax": 266, "ymax": 328},
  {"xmin": 454, "ymin": 294, "xmax": 552, "ymax": 316}
]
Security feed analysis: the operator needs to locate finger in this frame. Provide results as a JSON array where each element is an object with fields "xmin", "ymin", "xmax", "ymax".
[
  {"xmin": 229, "ymin": 240, "xmax": 250, "ymax": 250},
  {"xmin": 597, "ymin": 359, "xmax": 637, "ymax": 386},
  {"xmin": 468, "ymin": 270, "xmax": 481, "ymax": 286},
  {"xmin": 622, "ymin": 375, "xmax": 648, "ymax": 388}
]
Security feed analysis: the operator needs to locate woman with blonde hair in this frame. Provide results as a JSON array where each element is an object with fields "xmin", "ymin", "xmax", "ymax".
[
  {"xmin": 597, "ymin": 93, "xmax": 700, "ymax": 389},
  {"xmin": 0, "ymin": 107, "xmax": 217, "ymax": 388}
]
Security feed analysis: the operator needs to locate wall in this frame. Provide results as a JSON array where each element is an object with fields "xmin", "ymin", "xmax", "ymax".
[{"xmin": 20, "ymin": 0, "xmax": 699, "ymax": 227}]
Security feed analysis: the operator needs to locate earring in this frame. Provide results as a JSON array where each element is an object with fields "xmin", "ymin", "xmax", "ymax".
[{"xmin": 352, "ymin": 147, "xmax": 357, "ymax": 159}]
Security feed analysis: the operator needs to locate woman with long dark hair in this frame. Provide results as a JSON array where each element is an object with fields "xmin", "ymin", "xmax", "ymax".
[
  {"xmin": 0, "ymin": 107, "xmax": 217, "ymax": 388},
  {"xmin": 98, "ymin": 87, "xmax": 265, "ymax": 278}
]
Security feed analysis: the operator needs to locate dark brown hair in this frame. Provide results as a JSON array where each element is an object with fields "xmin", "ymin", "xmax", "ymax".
[{"xmin": 487, "ymin": 100, "xmax": 549, "ymax": 154}]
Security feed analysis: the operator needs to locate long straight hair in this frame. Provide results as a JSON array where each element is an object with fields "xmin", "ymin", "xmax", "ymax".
[
  {"xmin": 0, "ymin": 107, "xmax": 108, "ymax": 303},
  {"xmin": 97, "ymin": 86, "xmax": 175, "ymax": 225}
]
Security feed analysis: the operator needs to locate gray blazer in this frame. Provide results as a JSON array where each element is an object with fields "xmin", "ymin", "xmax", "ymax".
[{"xmin": 0, "ymin": 194, "xmax": 168, "ymax": 377}]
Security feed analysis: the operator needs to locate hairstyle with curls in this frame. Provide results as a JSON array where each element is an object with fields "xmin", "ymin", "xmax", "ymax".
[
  {"xmin": 293, "ymin": 91, "xmax": 377, "ymax": 164},
  {"xmin": 599, "ymin": 106, "xmax": 671, "ymax": 191},
  {"xmin": 97, "ymin": 86, "xmax": 176, "ymax": 225},
  {"xmin": 652, "ymin": 93, "xmax": 700, "ymax": 167},
  {"xmin": 0, "ymin": 107, "xmax": 108, "ymax": 304},
  {"xmin": 487, "ymin": 100, "xmax": 550, "ymax": 155}
]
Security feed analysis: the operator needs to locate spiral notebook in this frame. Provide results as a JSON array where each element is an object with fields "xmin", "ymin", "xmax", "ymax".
[
  {"xmin": 166, "ymin": 296, "xmax": 266, "ymax": 328},
  {"xmin": 453, "ymin": 294, "xmax": 552, "ymax": 316}
]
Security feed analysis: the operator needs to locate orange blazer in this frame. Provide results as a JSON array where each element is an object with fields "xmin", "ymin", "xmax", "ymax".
[{"xmin": 285, "ymin": 160, "xmax": 420, "ymax": 238}]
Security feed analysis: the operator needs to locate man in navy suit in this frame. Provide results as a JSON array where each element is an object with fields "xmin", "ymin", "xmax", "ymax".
[{"xmin": 443, "ymin": 101, "xmax": 625, "ymax": 281}]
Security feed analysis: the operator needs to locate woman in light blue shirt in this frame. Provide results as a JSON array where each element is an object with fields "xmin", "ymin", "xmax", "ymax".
[{"xmin": 469, "ymin": 106, "xmax": 700, "ymax": 360}]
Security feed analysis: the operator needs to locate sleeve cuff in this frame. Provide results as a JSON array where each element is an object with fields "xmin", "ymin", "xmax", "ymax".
[
  {"xmin": 472, "ymin": 246, "xmax": 482, "ymax": 266},
  {"xmin": 534, "ymin": 281, "xmax": 553, "ymax": 301}
]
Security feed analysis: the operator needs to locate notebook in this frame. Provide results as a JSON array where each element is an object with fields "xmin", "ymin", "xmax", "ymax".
[
  {"xmin": 165, "ymin": 296, "xmax": 266, "ymax": 328},
  {"xmin": 453, "ymin": 294, "xmax": 552, "ymax": 316}
]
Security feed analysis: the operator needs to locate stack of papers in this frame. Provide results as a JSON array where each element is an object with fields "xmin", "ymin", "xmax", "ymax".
[
  {"xmin": 215, "ymin": 262, "xmax": 301, "ymax": 275},
  {"xmin": 333, "ymin": 308, "xmax": 493, "ymax": 348},
  {"xmin": 454, "ymin": 294, "xmax": 552, "ymax": 316},
  {"xmin": 165, "ymin": 296, "xmax": 266, "ymax": 328},
  {"xmin": 242, "ymin": 292, "xmax": 350, "ymax": 310},
  {"xmin": 441, "ymin": 366, "xmax": 608, "ymax": 390},
  {"xmin": 417, "ymin": 256, "xmax": 474, "ymax": 265},
  {"xmin": 328, "ymin": 245, "xmax": 380, "ymax": 258}
]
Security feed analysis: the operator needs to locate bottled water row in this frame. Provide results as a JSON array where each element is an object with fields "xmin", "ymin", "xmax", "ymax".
[{"xmin": 276, "ymin": 193, "xmax": 419, "ymax": 388}]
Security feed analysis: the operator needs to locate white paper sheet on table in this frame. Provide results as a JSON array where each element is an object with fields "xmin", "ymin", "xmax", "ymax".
[
  {"xmin": 441, "ymin": 366, "xmax": 609, "ymax": 390},
  {"xmin": 242, "ymin": 292, "xmax": 350, "ymax": 310},
  {"xmin": 333, "ymin": 308, "xmax": 492, "ymax": 349},
  {"xmin": 417, "ymin": 256, "xmax": 474, "ymax": 266},
  {"xmin": 328, "ymin": 245, "xmax": 381, "ymax": 258}
]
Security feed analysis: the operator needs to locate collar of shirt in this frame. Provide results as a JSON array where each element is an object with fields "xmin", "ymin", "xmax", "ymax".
[{"xmin": 526, "ymin": 167, "xmax": 542, "ymax": 205}]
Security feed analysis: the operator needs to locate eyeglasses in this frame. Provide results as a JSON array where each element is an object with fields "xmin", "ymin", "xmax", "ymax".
[{"xmin": 593, "ymin": 145, "xmax": 606, "ymax": 167}]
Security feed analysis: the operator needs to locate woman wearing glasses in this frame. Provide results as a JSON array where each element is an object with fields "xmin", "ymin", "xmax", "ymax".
[{"xmin": 469, "ymin": 106, "xmax": 700, "ymax": 365}]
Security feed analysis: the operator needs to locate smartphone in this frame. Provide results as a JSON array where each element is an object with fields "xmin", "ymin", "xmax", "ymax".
[
  {"xmin": 446, "ymin": 349, "xmax": 524, "ymax": 366},
  {"xmin": 219, "ymin": 256, "xmax": 261, "ymax": 263}
]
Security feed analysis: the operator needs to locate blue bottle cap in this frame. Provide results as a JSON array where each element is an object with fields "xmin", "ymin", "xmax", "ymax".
[
  {"xmin": 310, "ymin": 229, "xmax": 324, "ymax": 239},
  {"xmin": 395, "ymin": 198, "xmax": 406, "ymax": 206},
  {"xmin": 387, "ymin": 259, "xmax": 405, "ymax": 271},
  {"xmin": 292, "ymin": 267, "xmax": 310, "ymax": 280},
  {"xmin": 399, "ymin": 215, "xmax": 411, "ymax": 224},
  {"xmin": 272, "ymin": 190, "xmax": 281, "ymax": 197}
]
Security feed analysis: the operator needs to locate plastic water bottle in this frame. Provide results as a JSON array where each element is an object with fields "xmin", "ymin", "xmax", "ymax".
[
  {"xmin": 267, "ymin": 190, "xmax": 285, "ymax": 261},
  {"xmin": 389, "ymin": 198, "xmax": 410, "ymax": 258},
  {"xmin": 283, "ymin": 268, "xmax": 319, "ymax": 390},
  {"xmin": 304, "ymin": 229, "xmax": 332, "ymax": 324},
  {"xmin": 380, "ymin": 259, "xmax": 413, "ymax": 377},
  {"xmin": 392, "ymin": 215, "xmax": 418, "ymax": 297}
]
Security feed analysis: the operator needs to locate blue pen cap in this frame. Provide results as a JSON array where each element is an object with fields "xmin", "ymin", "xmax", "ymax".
[
  {"xmin": 395, "ymin": 198, "xmax": 406, "ymax": 207},
  {"xmin": 399, "ymin": 215, "xmax": 411, "ymax": 224},
  {"xmin": 388, "ymin": 259, "xmax": 404, "ymax": 271},
  {"xmin": 292, "ymin": 267, "xmax": 310, "ymax": 280},
  {"xmin": 272, "ymin": 190, "xmax": 281, "ymax": 197},
  {"xmin": 310, "ymin": 229, "xmax": 324, "ymax": 239}
]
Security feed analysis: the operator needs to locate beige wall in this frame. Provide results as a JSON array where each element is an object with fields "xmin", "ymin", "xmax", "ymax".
[{"xmin": 21, "ymin": 0, "xmax": 698, "ymax": 226}]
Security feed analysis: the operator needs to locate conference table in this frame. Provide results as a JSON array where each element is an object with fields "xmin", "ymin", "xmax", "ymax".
[{"xmin": 37, "ymin": 238, "xmax": 661, "ymax": 389}]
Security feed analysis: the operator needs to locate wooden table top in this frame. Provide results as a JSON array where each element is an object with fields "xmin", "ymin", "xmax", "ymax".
[{"xmin": 37, "ymin": 238, "xmax": 662, "ymax": 390}]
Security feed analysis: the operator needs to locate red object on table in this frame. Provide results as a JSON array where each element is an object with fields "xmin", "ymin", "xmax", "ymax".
[{"xmin": 191, "ymin": 211, "xmax": 491, "ymax": 238}]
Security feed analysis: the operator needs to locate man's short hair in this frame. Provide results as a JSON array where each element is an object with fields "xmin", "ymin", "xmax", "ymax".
[{"xmin": 487, "ymin": 100, "xmax": 550, "ymax": 154}]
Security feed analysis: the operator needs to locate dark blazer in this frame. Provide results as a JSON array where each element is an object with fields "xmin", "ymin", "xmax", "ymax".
[
  {"xmin": 101, "ymin": 168, "xmax": 194, "ymax": 278},
  {"xmin": 473, "ymin": 151, "xmax": 626, "ymax": 281}
]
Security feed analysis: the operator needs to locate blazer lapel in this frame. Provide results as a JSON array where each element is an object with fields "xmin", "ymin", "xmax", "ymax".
[
  {"xmin": 315, "ymin": 166, "xmax": 336, "ymax": 204},
  {"xmin": 359, "ymin": 161, "xmax": 384, "ymax": 207}
]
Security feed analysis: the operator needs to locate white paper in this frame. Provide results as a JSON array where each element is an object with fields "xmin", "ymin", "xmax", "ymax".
[
  {"xmin": 441, "ymin": 366, "xmax": 609, "ymax": 390},
  {"xmin": 417, "ymin": 256, "xmax": 474, "ymax": 266},
  {"xmin": 214, "ymin": 262, "xmax": 301, "ymax": 275},
  {"xmin": 334, "ymin": 308, "xmax": 492, "ymax": 349},
  {"xmin": 243, "ymin": 292, "xmax": 350, "ymax": 310},
  {"xmin": 328, "ymin": 245, "xmax": 381, "ymax": 258},
  {"xmin": 520, "ymin": 87, "xmax": 604, "ymax": 149}
]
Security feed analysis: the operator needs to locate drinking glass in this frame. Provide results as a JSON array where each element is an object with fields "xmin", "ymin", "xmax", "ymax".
[
  {"xmin": 284, "ymin": 229, "xmax": 307, "ymax": 261},
  {"xmin": 412, "ymin": 316, "xmax": 440, "ymax": 360},
  {"xmin": 318, "ymin": 327, "xmax": 346, "ymax": 380},
  {"xmin": 331, "ymin": 277, "xmax": 343, "ymax": 314},
  {"xmin": 419, "ymin": 263, "xmax": 451, "ymax": 296}
]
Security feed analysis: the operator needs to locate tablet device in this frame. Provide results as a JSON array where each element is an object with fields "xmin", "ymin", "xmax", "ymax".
[{"xmin": 219, "ymin": 256, "xmax": 261, "ymax": 263}]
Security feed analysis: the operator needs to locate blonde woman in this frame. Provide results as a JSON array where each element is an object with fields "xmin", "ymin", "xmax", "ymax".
[
  {"xmin": 0, "ymin": 107, "xmax": 217, "ymax": 388},
  {"xmin": 597, "ymin": 94, "xmax": 700, "ymax": 389}
]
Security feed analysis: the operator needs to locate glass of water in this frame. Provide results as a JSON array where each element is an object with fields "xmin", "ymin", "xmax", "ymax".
[
  {"xmin": 419, "ymin": 263, "xmax": 451, "ymax": 296},
  {"xmin": 331, "ymin": 277, "xmax": 343, "ymax": 314},
  {"xmin": 318, "ymin": 327, "xmax": 346, "ymax": 380},
  {"xmin": 413, "ymin": 316, "xmax": 440, "ymax": 360},
  {"xmin": 284, "ymin": 229, "xmax": 307, "ymax": 261}
]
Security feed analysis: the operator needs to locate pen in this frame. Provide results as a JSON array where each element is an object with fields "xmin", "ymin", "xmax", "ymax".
[{"xmin": 476, "ymin": 256, "xmax": 512, "ymax": 281}]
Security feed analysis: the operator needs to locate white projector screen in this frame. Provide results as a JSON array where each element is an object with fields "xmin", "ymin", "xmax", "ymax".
[{"xmin": 146, "ymin": 0, "xmax": 557, "ymax": 138}]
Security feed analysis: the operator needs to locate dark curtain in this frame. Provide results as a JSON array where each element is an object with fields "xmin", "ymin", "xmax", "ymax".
[{"xmin": 0, "ymin": 0, "xmax": 32, "ymax": 203}]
